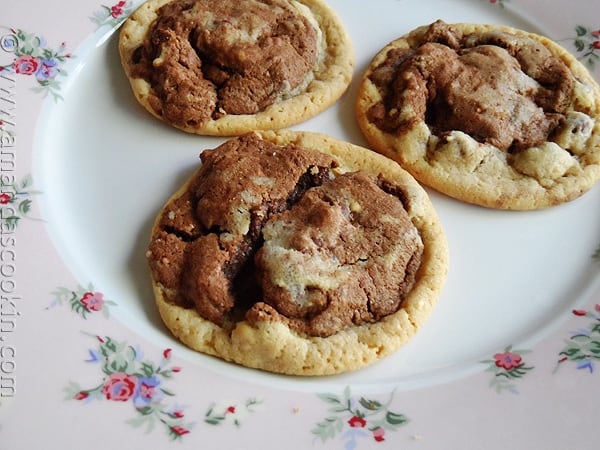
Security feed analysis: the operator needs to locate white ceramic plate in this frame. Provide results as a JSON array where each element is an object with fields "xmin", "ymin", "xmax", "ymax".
[{"xmin": 2, "ymin": 0, "xmax": 600, "ymax": 448}]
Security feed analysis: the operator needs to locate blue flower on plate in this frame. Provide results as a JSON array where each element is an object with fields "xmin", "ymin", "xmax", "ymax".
[
  {"xmin": 0, "ymin": 33, "xmax": 17, "ymax": 52},
  {"xmin": 35, "ymin": 58, "xmax": 58, "ymax": 81},
  {"xmin": 576, "ymin": 360, "xmax": 594, "ymax": 373},
  {"xmin": 85, "ymin": 348, "xmax": 101, "ymax": 363},
  {"xmin": 133, "ymin": 375, "xmax": 163, "ymax": 408}
]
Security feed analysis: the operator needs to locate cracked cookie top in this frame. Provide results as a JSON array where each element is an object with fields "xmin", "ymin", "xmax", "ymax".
[
  {"xmin": 147, "ymin": 130, "xmax": 448, "ymax": 375},
  {"xmin": 119, "ymin": 0, "xmax": 353, "ymax": 135},
  {"xmin": 356, "ymin": 20, "xmax": 600, "ymax": 210}
]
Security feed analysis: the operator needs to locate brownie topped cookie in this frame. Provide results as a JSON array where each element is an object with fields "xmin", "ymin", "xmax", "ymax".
[
  {"xmin": 147, "ymin": 130, "xmax": 448, "ymax": 375},
  {"xmin": 356, "ymin": 20, "xmax": 600, "ymax": 209},
  {"xmin": 119, "ymin": 0, "xmax": 354, "ymax": 135}
]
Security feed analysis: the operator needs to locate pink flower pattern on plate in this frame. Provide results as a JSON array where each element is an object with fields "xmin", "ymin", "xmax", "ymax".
[
  {"xmin": 494, "ymin": 351, "xmax": 523, "ymax": 370},
  {"xmin": 49, "ymin": 283, "xmax": 116, "ymax": 318},
  {"xmin": 571, "ymin": 25, "xmax": 600, "ymax": 69},
  {"xmin": 204, "ymin": 399, "xmax": 263, "ymax": 427},
  {"xmin": 90, "ymin": 1, "xmax": 135, "ymax": 29},
  {"xmin": 101, "ymin": 372, "xmax": 137, "ymax": 401},
  {"xmin": 0, "ymin": 174, "xmax": 41, "ymax": 230},
  {"xmin": 65, "ymin": 335, "xmax": 194, "ymax": 440},
  {"xmin": 313, "ymin": 387, "xmax": 408, "ymax": 448},
  {"xmin": 0, "ymin": 27, "xmax": 72, "ymax": 100},
  {"xmin": 556, "ymin": 304, "xmax": 600, "ymax": 373},
  {"xmin": 482, "ymin": 346, "xmax": 534, "ymax": 394},
  {"xmin": 80, "ymin": 291, "xmax": 105, "ymax": 311}
]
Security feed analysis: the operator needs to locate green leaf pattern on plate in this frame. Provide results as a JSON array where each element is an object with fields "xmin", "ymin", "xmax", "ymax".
[{"xmin": 313, "ymin": 387, "xmax": 408, "ymax": 447}]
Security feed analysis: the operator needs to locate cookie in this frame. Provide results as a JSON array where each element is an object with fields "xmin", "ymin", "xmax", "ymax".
[
  {"xmin": 356, "ymin": 20, "xmax": 600, "ymax": 210},
  {"xmin": 119, "ymin": 0, "xmax": 354, "ymax": 136},
  {"xmin": 147, "ymin": 130, "xmax": 448, "ymax": 375}
]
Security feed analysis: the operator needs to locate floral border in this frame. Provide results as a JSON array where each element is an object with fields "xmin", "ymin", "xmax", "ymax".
[
  {"xmin": 65, "ymin": 336, "xmax": 194, "ymax": 440},
  {"xmin": 48, "ymin": 283, "xmax": 117, "ymax": 319},
  {"xmin": 0, "ymin": 27, "xmax": 73, "ymax": 100},
  {"xmin": 0, "ymin": 174, "xmax": 41, "ymax": 230},
  {"xmin": 312, "ymin": 387, "xmax": 408, "ymax": 448},
  {"xmin": 481, "ymin": 346, "xmax": 534, "ymax": 394},
  {"xmin": 90, "ymin": 1, "xmax": 136, "ymax": 30},
  {"xmin": 204, "ymin": 398, "xmax": 263, "ymax": 427},
  {"xmin": 3, "ymin": 1, "xmax": 600, "ymax": 448},
  {"xmin": 556, "ymin": 305, "xmax": 600, "ymax": 373},
  {"xmin": 570, "ymin": 25, "xmax": 600, "ymax": 69}
]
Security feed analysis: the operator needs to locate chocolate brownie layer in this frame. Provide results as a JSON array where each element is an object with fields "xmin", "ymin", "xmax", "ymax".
[
  {"xmin": 254, "ymin": 171, "xmax": 422, "ymax": 337},
  {"xmin": 149, "ymin": 133, "xmax": 422, "ymax": 337},
  {"xmin": 148, "ymin": 130, "xmax": 449, "ymax": 375}
]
